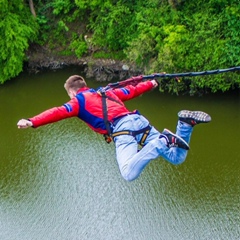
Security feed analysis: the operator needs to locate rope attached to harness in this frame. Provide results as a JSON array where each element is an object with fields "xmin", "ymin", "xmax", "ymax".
[
  {"xmin": 98, "ymin": 89, "xmax": 151, "ymax": 145},
  {"xmin": 103, "ymin": 66, "xmax": 240, "ymax": 91}
]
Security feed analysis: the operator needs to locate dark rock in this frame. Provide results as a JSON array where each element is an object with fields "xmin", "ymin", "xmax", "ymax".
[{"xmin": 25, "ymin": 44, "xmax": 143, "ymax": 81}]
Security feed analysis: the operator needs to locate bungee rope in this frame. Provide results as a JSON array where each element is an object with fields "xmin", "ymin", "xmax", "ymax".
[
  {"xmin": 100, "ymin": 66, "xmax": 239, "ymax": 143},
  {"xmin": 105, "ymin": 66, "xmax": 240, "ymax": 90},
  {"xmin": 142, "ymin": 66, "xmax": 240, "ymax": 79}
]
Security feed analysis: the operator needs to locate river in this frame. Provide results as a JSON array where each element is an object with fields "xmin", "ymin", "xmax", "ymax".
[{"xmin": 0, "ymin": 67, "xmax": 239, "ymax": 240}]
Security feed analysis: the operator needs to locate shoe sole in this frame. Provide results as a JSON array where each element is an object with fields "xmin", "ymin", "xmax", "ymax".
[
  {"xmin": 163, "ymin": 128, "xmax": 190, "ymax": 150},
  {"xmin": 178, "ymin": 110, "xmax": 211, "ymax": 123}
]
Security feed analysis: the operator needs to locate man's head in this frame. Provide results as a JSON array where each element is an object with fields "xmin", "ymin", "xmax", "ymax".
[{"xmin": 64, "ymin": 75, "xmax": 87, "ymax": 98}]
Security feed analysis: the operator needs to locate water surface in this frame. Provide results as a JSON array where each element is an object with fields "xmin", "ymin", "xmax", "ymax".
[{"xmin": 0, "ymin": 67, "xmax": 239, "ymax": 240}]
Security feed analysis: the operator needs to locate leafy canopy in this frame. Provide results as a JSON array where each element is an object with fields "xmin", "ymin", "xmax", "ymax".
[
  {"xmin": 1, "ymin": 0, "xmax": 239, "ymax": 94},
  {"xmin": 0, "ymin": 1, "xmax": 38, "ymax": 84}
]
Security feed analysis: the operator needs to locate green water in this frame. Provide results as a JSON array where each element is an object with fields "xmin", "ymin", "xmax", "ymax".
[{"xmin": 0, "ymin": 67, "xmax": 239, "ymax": 240}]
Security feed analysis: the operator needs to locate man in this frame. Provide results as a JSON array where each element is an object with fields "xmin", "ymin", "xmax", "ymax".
[{"xmin": 17, "ymin": 75, "xmax": 211, "ymax": 181}]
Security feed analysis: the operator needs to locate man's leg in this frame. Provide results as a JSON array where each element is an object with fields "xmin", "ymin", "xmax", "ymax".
[
  {"xmin": 115, "ymin": 125, "xmax": 190, "ymax": 181},
  {"xmin": 115, "ymin": 130, "xmax": 165, "ymax": 181},
  {"xmin": 159, "ymin": 123, "xmax": 192, "ymax": 165},
  {"xmin": 159, "ymin": 110, "xmax": 212, "ymax": 165},
  {"xmin": 113, "ymin": 114, "xmax": 162, "ymax": 181},
  {"xmin": 114, "ymin": 110, "xmax": 211, "ymax": 181}
]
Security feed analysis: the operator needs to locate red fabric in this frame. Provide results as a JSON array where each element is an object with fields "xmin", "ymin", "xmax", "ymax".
[{"xmin": 29, "ymin": 80, "xmax": 154, "ymax": 132}]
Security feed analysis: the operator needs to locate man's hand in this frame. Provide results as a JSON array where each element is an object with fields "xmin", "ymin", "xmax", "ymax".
[
  {"xmin": 151, "ymin": 79, "xmax": 159, "ymax": 88},
  {"xmin": 17, "ymin": 119, "xmax": 33, "ymax": 129}
]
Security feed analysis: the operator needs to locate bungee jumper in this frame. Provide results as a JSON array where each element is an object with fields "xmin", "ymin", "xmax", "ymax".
[{"xmin": 17, "ymin": 74, "xmax": 212, "ymax": 181}]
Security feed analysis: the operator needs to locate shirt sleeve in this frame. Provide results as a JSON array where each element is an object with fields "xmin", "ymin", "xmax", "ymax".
[
  {"xmin": 29, "ymin": 97, "xmax": 79, "ymax": 128},
  {"xmin": 112, "ymin": 80, "xmax": 154, "ymax": 101}
]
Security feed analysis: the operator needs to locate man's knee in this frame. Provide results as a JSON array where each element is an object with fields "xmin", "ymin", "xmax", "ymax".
[
  {"xmin": 120, "ymin": 168, "xmax": 138, "ymax": 182},
  {"xmin": 166, "ymin": 153, "xmax": 186, "ymax": 165}
]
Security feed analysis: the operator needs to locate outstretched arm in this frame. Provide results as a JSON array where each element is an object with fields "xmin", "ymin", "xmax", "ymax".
[
  {"xmin": 112, "ymin": 80, "xmax": 158, "ymax": 101},
  {"xmin": 17, "ymin": 98, "xmax": 79, "ymax": 129}
]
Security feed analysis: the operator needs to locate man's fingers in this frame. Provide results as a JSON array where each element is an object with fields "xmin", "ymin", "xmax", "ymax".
[{"xmin": 17, "ymin": 119, "xmax": 32, "ymax": 128}]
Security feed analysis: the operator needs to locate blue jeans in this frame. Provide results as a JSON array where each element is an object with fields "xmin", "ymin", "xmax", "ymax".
[{"xmin": 112, "ymin": 114, "xmax": 193, "ymax": 181}]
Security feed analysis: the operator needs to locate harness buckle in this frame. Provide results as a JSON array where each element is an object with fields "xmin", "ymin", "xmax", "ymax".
[
  {"xmin": 128, "ymin": 131, "xmax": 133, "ymax": 136},
  {"xmin": 104, "ymin": 134, "xmax": 112, "ymax": 144}
]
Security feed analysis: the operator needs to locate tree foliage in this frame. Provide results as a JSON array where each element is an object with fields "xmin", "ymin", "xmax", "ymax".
[
  {"xmin": 124, "ymin": 0, "xmax": 240, "ymax": 93},
  {"xmin": 0, "ymin": 1, "xmax": 38, "ymax": 84},
  {"xmin": 1, "ymin": 0, "xmax": 239, "ymax": 94}
]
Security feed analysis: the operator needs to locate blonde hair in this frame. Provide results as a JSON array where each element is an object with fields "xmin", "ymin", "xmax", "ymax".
[{"xmin": 64, "ymin": 75, "xmax": 87, "ymax": 92}]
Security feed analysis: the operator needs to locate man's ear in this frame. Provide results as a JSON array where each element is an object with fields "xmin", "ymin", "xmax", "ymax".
[
  {"xmin": 68, "ymin": 89, "xmax": 77, "ymax": 98},
  {"xmin": 71, "ymin": 89, "xmax": 77, "ymax": 97}
]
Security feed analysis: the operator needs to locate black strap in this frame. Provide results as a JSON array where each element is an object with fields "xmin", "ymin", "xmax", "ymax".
[
  {"xmin": 100, "ymin": 91, "xmax": 112, "ymax": 136},
  {"xmin": 139, "ymin": 128, "xmax": 151, "ymax": 146},
  {"xmin": 112, "ymin": 125, "xmax": 152, "ymax": 146},
  {"xmin": 99, "ymin": 89, "xmax": 124, "ymax": 136},
  {"xmin": 104, "ymin": 94, "xmax": 123, "ymax": 106},
  {"xmin": 99, "ymin": 89, "xmax": 151, "ymax": 145}
]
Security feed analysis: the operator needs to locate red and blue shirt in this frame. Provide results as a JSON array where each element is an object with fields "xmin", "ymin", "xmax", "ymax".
[{"xmin": 30, "ymin": 81, "xmax": 154, "ymax": 135}]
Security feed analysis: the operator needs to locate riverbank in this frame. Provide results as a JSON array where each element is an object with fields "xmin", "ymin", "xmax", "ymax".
[{"xmin": 25, "ymin": 44, "xmax": 142, "ymax": 82}]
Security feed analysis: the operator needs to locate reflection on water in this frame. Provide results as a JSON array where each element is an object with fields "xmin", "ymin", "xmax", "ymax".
[{"xmin": 0, "ymin": 68, "xmax": 239, "ymax": 240}]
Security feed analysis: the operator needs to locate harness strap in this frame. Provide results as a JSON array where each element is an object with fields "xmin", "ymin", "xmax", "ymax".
[
  {"xmin": 139, "ymin": 128, "xmax": 151, "ymax": 146},
  {"xmin": 98, "ymin": 89, "xmax": 151, "ymax": 146},
  {"xmin": 112, "ymin": 125, "xmax": 152, "ymax": 146},
  {"xmin": 98, "ymin": 89, "xmax": 124, "ymax": 143},
  {"xmin": 100, "ymin": 91, "xmax": 112, "ymax": 137}
]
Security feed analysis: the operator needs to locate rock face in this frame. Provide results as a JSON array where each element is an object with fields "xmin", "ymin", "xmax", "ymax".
[
  {"xmin": 25, "ymin": 44, "xmax": 142, "ymax": 81},
  {"xmin": 83, "ymin": 58, "xmax": 142, "ymax": 82}
]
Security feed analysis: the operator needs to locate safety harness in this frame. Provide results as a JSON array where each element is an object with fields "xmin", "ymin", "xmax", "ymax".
[
  {"xmin": 111, "ymin": 125, "xmax": 151, "ymax": 146},
  {"xmin": 98, "ymin": 89, "xmax": 151, "ymax": 146}
]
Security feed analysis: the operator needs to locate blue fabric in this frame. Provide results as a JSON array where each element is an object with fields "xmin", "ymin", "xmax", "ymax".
[
  {"xmin": 120, "ymin": 88, "xmax": 130, "ymax": 95},
  {"xmin": 75, "ymin": 90, "xmax": 107, "ymax": 131},
  {"xmin": 63, "ymin": 103, "xmax": 73, "ymax": 112},
  {"xmin": 112, "ymin": 114, "xmax": 193, "ymax": 181}
]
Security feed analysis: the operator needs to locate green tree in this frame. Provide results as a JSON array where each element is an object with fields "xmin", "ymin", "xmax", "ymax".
[
  {"xmin": 0, "ymin": 1, "xmax": 38, "ymax": 84},
  {"xmin": 125, "ymin": 0, "xmax": 240, "ymax": 93},
  {"xmin": 1, "ymin": 0, "xmax": 239, "ymax": 94}
]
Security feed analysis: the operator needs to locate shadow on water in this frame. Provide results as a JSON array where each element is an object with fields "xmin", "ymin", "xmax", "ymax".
[{"xmin": 0, "ymin": 67, "xmax": 239, "ymax": 240}]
